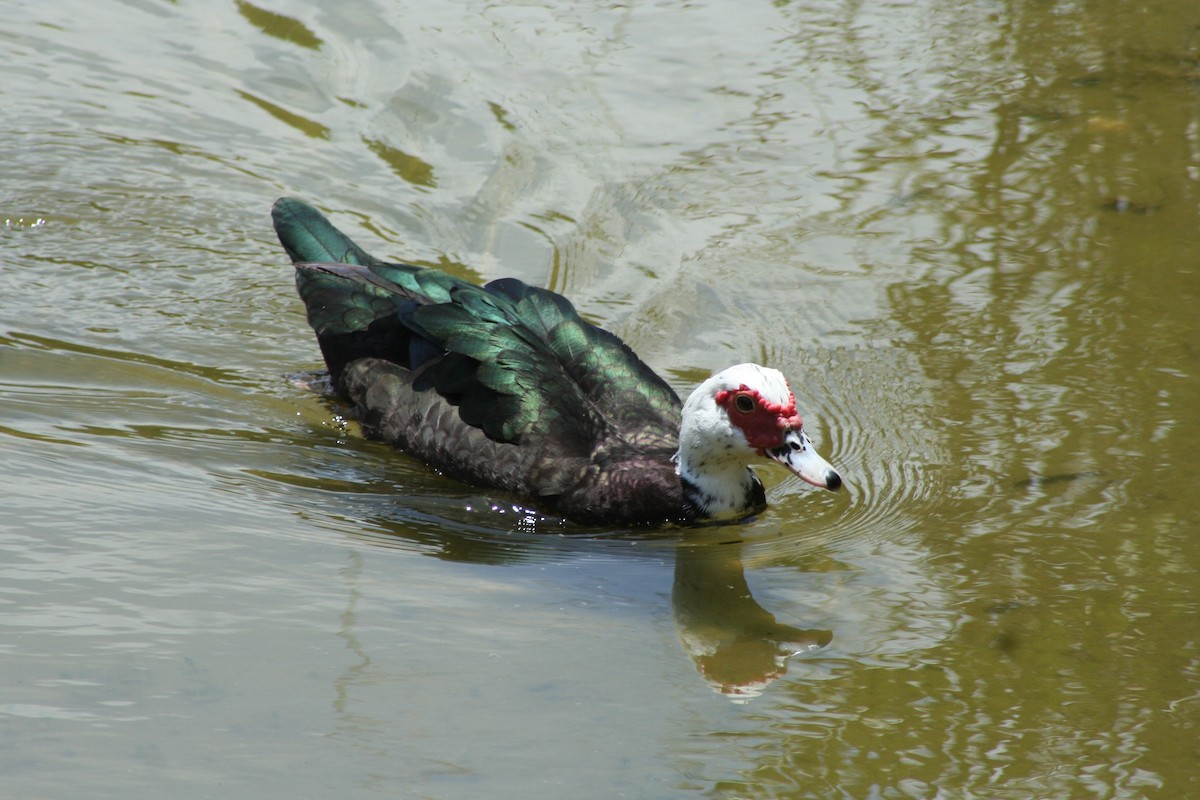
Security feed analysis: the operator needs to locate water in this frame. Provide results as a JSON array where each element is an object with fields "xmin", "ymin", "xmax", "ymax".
[{"xmin": 3, "ymin": 0, "xmax": 1199, "ymax": 797}]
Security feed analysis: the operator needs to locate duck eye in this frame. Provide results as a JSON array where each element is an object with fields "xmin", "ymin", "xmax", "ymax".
[{"xmin": 733, "ymin": 394, "xmax": 755, "ymax": 414}]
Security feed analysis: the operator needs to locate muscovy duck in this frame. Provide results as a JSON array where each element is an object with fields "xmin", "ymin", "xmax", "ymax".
[{"xmin": 274, "ymin": 198, "xmax": 841, "ymax": 525}]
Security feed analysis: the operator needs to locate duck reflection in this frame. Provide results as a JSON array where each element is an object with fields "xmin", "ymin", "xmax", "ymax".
[
  {"xmin": 325, "ymin": 497, "xmax": 833, "ymax": 700},
  {"xmin": 672, "ymin": 540, "xmax": 831, "ymax": 701}
]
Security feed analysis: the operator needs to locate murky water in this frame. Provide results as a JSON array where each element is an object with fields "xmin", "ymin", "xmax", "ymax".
[{"xmin": 4, "ymin": 0, "xmax": 1199, "ymax": 797}]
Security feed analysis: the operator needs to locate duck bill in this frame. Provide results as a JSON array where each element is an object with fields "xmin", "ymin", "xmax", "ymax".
[{"xmin": 767, "ymin": 429, "xmax": 842, "ymax": 491}]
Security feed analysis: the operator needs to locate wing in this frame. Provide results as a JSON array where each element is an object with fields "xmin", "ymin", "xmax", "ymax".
[
  {"xmin": 466, "ymin": 278, "xmax": 682, "ymax": 451},
  {"xmin": 275, "ymin": 197, "xmax": 683, "ymax": 467}
]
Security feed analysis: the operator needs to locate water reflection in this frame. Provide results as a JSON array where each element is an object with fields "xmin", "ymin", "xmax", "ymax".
[
  {"xmin": 672, "ymin": 541, "xmax": 831, "ymax": 701},
  {"xmin": 318, "ymin": 497, "xmax": 839, "ymax": 698}
]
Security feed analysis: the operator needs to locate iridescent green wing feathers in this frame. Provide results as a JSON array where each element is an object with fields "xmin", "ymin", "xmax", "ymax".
[
  {"xmin": 273, "ymin": 198, "xmax": 683, "ymax": 456},
  {"xmin": 407, "ymin": 278, "xmax": 683, "ymax": 451}
]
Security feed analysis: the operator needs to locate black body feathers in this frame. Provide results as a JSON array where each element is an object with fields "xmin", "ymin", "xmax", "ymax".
[{"xmin": 274, "ymin": 197, "xmax": 690, "ymax": 524}]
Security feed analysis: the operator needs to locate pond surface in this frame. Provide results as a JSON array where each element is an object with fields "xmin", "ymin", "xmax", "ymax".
[{"xmin": 3, "ymin": 0, "xmax": 1199, "ymax": 797}]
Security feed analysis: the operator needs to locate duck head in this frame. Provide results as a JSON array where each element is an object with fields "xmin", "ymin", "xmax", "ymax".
[{"xmin": 676, "ymin": 364, "xmax": 841, "ymax": 518}]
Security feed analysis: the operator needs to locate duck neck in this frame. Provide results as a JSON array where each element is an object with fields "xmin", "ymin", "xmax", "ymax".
[{"xmin": 675, "ymin": 447, "xmax": 766, "ymax": 521}]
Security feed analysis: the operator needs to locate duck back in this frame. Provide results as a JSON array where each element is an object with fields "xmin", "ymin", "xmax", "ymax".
[{"xmin": 273, "ymin": 198, "xmax": 689, "ymax": 524}]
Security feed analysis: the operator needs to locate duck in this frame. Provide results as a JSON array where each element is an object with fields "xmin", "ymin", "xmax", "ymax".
[{"xmin": 273, "ymin": 197, "xmax": 841, "ymax": 525}]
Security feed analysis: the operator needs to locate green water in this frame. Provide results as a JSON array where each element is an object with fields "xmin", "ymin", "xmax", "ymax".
[{"xmin": 3, "ymin": 0, "xmax": 1198, "ymax": 797}]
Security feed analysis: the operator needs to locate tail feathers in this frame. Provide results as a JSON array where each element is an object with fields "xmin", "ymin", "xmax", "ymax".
[{"xmin": 272, "ymin": 197, "xmax": 377, "ymax": 266}]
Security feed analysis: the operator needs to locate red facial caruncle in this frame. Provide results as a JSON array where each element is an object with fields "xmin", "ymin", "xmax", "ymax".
[{"xmin": 714, "ymin": 383, "xmax": 804, "ymax": 450}]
